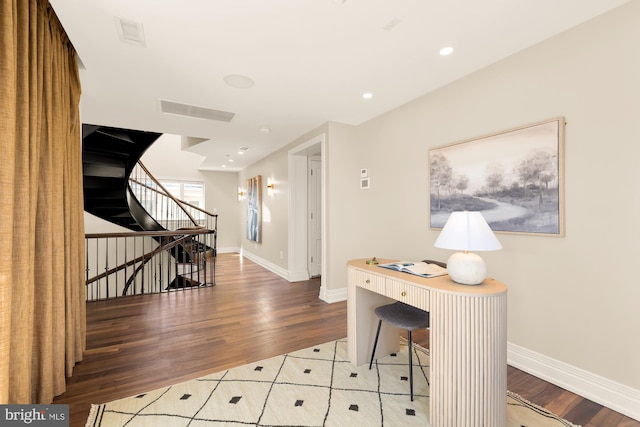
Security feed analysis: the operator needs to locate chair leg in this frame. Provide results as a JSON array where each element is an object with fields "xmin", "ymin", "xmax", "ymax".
[
  {"xmin": 369, "ymin": 319, "xmax": 383, "ymax": 370},
  {"xmin": 408, "ymin": 330, "xmax": 414, "ymax": 401}
]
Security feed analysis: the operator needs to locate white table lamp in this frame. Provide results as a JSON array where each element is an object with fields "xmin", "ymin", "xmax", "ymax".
[{"xmin": 434, "ymin": 211, "xmax": 502, "ymax": 285}]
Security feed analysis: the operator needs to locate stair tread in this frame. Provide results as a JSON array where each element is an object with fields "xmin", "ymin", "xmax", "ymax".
[{"xmin": 82, "ymin": 124, "xmax": 143, "ymax": 235}]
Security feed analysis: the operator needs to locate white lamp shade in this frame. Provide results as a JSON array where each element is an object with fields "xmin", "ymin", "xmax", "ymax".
[{"xmin": 434, "ymin": 211, "xmax": 502, "ymax": 252}]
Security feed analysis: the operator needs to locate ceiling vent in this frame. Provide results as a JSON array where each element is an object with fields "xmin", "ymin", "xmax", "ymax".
[
  {"xmin": 116, "ymin": 17, "xmax": 146, "ymax": 47},
  {"xmin": 160, "ymin": 99, "xmax": 235, "ymax": 122},
  {"xmin": 382, "ymin": 18, "xmax": 402, "ymax": 31}
]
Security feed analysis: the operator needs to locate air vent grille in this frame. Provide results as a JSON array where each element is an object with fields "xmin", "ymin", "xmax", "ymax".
[
  {"xmin": 116, "ymin": 17, "xmax": 146, "ymax": 47},
  {"xmin": 160, "ymin": 100, "xmax": 235, "ymax": 122}
]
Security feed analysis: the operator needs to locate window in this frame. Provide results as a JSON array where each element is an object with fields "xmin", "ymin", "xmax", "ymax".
[
  {"xmin": 159, "ymin": 179, "xmax": 205, "ymax": 208},
  {"xmin": 159, "ymin": 179, "xmax": 206, "ymax": 226}
]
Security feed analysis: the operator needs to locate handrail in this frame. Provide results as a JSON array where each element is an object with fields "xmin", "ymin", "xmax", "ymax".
[
  {"xmin": 128, "ymin": 161, "xmax": 218, "ymax": 231},
  {"xmin": 135, "ymin": 162, "xmax": 201, "ymax": 226},
  {"xmin": 85, "ymin": 228, "xmax": 213, "ymax": 239},
  {"xmin": 128, "ymin": 178, "xmax": 212, "ymax": 219}
]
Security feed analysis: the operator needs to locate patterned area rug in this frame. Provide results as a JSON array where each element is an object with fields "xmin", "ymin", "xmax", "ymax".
[{"xmin": 86, "ymin": 339, "xmax": 579, "ymax": 426}]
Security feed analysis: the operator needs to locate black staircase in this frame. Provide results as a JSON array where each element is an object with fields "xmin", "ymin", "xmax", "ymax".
[
  {"xmin": 82, "ymin": 124, "xmax": 217, "ymax": 295},
  {"xmin": 83, "ymin": 124, "xmax": 162, "ymax": 231}
]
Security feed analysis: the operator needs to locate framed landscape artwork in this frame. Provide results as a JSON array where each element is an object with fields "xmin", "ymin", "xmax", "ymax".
[
  {"xmin": 246, "ymin": 175, "xmax": 262, "ymax": 242},
  {"xmin": 429, "ymin": 117, "xmax": 565, "ymax": 236}
]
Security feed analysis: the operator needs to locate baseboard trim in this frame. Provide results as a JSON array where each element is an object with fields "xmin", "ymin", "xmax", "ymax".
[
  {"xmin": 288, "ymin": 269, "xmax": 310, "ymax": 282},
  {"xmin": 239, "ymin": 251, "xmax": 317, "ymax": 283},
  {"xmin": 241, "ymin": 250, "xmax": 289, "ymax": 281},
  {"xmin": 239, "ymin": 251, "xmax": 346, "ymax": 302},
  {"xmin": 508, "ymin": 342, "xmax": 640, "ymax": 422},
  {"xmin": 319, "ymin": 285, "xmax": 347, "ymax": 303},
  {"xmin": 216, "ymin": 246, "xmax": 240, "ymax": 254}
]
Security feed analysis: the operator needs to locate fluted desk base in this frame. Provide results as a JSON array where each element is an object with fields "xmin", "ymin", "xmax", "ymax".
[{"xmin": 347, "ymin": 259, "xmax": 507, "ymax": 427}]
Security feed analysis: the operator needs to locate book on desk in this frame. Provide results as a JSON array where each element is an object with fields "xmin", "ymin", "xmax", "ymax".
[{"xmin": 377, "ymin": 261, "xmax": 447, "ymax": 278}]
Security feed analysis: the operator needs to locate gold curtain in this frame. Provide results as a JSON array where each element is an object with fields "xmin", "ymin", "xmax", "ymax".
[{"xmin": 0, "ymin": 0, "xmax": 85, "ymax": 403}]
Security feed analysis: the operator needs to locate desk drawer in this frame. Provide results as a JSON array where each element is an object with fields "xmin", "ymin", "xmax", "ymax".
[
  {"xmin": 386, "ymin": 278, "xmax": 430, "ymax": 311},
  {"xmin": 352, "ymin": 269, "xmax": 385, "ymax": 294}
]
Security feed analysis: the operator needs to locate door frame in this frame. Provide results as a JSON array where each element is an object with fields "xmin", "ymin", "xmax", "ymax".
[{"xmin": 287, "ymin": 134, "xmax": 326, "ymax": 292}]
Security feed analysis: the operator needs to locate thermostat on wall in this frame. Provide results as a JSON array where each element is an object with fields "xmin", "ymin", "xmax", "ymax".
[{"xmin": 360, "ymin": 168, "xmax": 368, "ymax": 178}]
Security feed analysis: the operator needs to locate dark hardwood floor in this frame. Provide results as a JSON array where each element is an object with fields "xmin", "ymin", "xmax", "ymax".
[{"xmin": 54, "ymin": 253, "xmax": 638, "ymax": 427}]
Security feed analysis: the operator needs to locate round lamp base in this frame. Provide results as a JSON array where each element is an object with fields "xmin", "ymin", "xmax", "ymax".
[{"xmin": 446, "ymin": 252, "xmax": 487, "ymax": 285}]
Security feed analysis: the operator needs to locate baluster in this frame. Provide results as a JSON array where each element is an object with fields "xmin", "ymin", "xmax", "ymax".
[{"xmin": 85, "ymin": 229, "xmax": 216, "ymax": 301}]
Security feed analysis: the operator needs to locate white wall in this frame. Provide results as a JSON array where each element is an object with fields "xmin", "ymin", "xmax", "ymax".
[
  {"xmin": 237, "ymin": 125, "xmax": 329, "ymax": 276},
  {"xmin": 326, "ymin": 0, "xmax": 640, "ymax": 399},
  {"xmin": 239, "ymin": 151, "xmax": 289, "ymax": 269},
  {"xmin": 140, "ymin": 134, "xmax": 240, "ymax": 251},
  {"xmin": 140, "ymin": 134, "xmax": 206, "ymax": 181},
  {"xmin": 200, "ymin": 170, "xmax": 241, "ymax": 252}
]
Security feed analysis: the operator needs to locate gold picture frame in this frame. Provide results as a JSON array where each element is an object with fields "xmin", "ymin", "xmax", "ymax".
[{"xmin": 429, "ymin": 117, "xmax": 565, "ymax": 236}]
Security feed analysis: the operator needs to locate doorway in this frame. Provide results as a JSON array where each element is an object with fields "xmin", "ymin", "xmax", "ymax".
[
  {"xmin": 308, "ymin": 157, "xmax": 321, "ymax": 277},
  {"xmin": 287, "ymin": 134, "xmax": 326, "ymax": 293}
]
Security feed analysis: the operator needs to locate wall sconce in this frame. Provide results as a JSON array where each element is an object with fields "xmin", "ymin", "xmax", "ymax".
[
  {"xmin": 267, "ymin": 178, "xmax": 276, "ymax": 195},
  {"xmin": 238, "ymin": 188, "xmax": 245, "ymax": 200}
]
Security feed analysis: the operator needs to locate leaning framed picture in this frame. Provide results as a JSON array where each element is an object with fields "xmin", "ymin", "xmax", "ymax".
[{"xmin": 429, "ymin": 117, "xmax": 565, "ymax": 236}]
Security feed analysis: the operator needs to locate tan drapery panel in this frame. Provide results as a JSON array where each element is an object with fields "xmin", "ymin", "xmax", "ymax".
[{"xmin": 0, "ymin": 0, "xmax": 85, "ymax": 403}]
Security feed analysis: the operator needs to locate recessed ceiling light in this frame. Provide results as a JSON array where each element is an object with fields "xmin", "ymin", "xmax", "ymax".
[
  {"xmin": 223, "ymin": 74, "xmax": 255, "ymax": 89},
  {"xmin": 439, "ymin": 46, "xmax": 454, "ymax": 56},
  {"xmin": 362, "ymin": 92, "xmax": 373, "ymax": 99},
  {"xmin": 221, "ymin": 164, "xmax": 227, "ymax": 168},
  {"xmin": 259, "ymin": 126, "xmax": 271, "ymax": 134},
  {"xmin": 238, "ymin": 146, "xmax": 249, "ymax": 155}
]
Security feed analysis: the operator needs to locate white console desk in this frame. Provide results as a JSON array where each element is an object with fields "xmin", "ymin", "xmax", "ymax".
[{"xmin": 347, "ymin": 258, "xmax": 508, "ymax": 427}]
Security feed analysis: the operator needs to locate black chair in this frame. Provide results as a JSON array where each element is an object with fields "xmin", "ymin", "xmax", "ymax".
[{"xmin": 368, "ymin": 259, "xmax": 446, "ymax": 401}]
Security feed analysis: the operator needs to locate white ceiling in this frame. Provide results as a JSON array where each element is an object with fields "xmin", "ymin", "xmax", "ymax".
[{"xmin": 50, "ymin": 0, "xmax": 629, "ymax": 171}]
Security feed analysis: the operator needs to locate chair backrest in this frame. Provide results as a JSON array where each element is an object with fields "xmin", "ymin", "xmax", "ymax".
[{"xmin": 421, "ymin": 259, "xmax": 447, "ymax": 268}]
